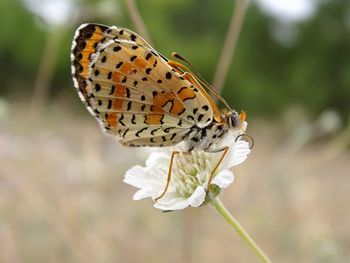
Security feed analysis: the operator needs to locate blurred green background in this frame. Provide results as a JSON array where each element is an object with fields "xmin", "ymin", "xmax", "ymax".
[{"xmin": 1, "ymin": 0, "xmax": 350, "ymax": 262}]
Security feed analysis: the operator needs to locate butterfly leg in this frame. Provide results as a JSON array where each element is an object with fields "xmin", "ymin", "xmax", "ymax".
[
  {"xmin": 207, "ymin": 146, "xmax": 229, "ymax": 188},
  {"xmin": 155, "ymin": 150, "xmax": 179, "ymax": 202}
]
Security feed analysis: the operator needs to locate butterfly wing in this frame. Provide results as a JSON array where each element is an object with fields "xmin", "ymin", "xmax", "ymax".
[
  {"xmin": 71, "ymin": 23, "xmax": 152, "ymax": 103},
  {"xmin": 71, "ymin": 23, "xmax": 215, "ymax": 147}
]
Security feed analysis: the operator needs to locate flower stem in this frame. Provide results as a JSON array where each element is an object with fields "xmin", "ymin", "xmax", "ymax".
[{"xmin": 210, "ymin": 198, "xmax": 272, "ymax": 263}]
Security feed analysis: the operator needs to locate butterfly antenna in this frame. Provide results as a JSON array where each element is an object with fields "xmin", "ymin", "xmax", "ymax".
[{"xmin": 172, "ymin": 52, "xmax": 233, "ymax": 112}]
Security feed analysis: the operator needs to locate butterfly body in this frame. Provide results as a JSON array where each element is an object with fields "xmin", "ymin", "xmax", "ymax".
[{"xmin": 71, "ymin": 23, "xmax": 243, "ymax": 152}]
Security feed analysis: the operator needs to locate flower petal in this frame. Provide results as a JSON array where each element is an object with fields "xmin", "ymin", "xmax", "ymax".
[
  {"xmin": 123, "ymin": 165, "xmax": 148, "ymax": 189},
  {"xmin": 145, "ymin": 151, "xmax": 170, "ymax": 168},
  {"xmin": 154, "ymin": 198, "xmax": 189, "ymax": 210},
  {"xmin": 133, "ymin": 188, "xmax": 153, "ymax": 200},
  {"xmin": 187, "ymin": 186, "xmax": 206, "ymax": 207},
  {"xmin": 225, "ymin": 141, "xmax": 250, "ymax": 169},
  {"xmin": 211, "ymin": 169, "xmax": 234, "ymax": 188}
]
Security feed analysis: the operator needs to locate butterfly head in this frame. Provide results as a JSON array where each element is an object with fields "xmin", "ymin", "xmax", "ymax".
[
  {"xmin": 227, "ymin": 110, "xmax": 246, "ymax": 129},
  {"xmin": 228, "ymin": 111, "xmax": 240, "ymax": 128},
  {"xmin": 228, "ymin": 110, "xmax": 254, "ymax": 149}
]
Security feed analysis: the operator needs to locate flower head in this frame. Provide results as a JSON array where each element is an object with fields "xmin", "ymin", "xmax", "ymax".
[{"xmin": 123, "ymin": 130, "xmax": 251, "ymax": 211}]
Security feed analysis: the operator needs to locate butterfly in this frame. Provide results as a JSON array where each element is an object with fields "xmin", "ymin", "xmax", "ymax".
[{"xmin": 71, "ymin": 23, "xmax": 248, "ymax": 200}]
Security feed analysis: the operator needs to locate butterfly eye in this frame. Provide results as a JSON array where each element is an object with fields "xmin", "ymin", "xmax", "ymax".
[{"xmin": 230, "ymin": 112, "xmax": 240, "ymax": 127}]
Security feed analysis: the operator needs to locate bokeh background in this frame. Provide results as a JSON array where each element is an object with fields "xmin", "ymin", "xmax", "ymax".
[{"xmin": 1, "ymin": 0, "xmax": 350, "ymax": 262}]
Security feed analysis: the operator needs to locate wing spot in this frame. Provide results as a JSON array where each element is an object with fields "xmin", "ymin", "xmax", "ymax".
[
  {"xmin": 133, "ymin": 80, "xmax": 138, "ymax": 86},
  {"xmin": 197, "ymin": 114, "xmax": 204, "ymax": 122},
  {"xmin": 109, "ymin": 85, "xmax": 115, "ymax": 95},
  {"xmin": 164, "ymin": 127, "xmax": 174, "ymax": 133},
  {"xmin": 122, "ymin": 76, "xmax": 127, "ymax": 83},
  {"xmin": 127, "ymin": 101, "xmax": 132, "ymax": 111},
  {"xmin": 151, "ymin": 128, "xmax": 159, "ymax": 135},
  {"xmin": 131, "ymin": 45, "xmax": 138, "ymax": 50},
  {"xmin": 177, "ymin": 86, "xmax": 187, "ymax": 94},
  {"xmin": 119, "ymin": 114, "xmax": 125, "ymax": 126},
  {"xmin": 142, "ymin": 77, "xmax": 148, "ymax": 81},
  {"xmin": 116, "ymin": 62, "xmax": 123, "ymax": 68},
  {"xmin": 165, "ymin": 72, "xmax": 172, "ymax": 79},
  {"xmin": 141, "ymin": 95, "xmax": 146, "ymax": 101},
  {"xmin": 183, "ymin": 95, "xmax": 196, "ymax": 102},
  {"xmin": 126, "ymin": 88, "xmax": 130, "ymax": 98},
  {"xmin": 202, "ymin": 105, "xmax": 209, "ymax": 111},
  {"xmin": 130, "ymin": 55, "xmax": 137, "ymax": 61},
  {"xmin": 192, "ymin": 137, "xmax": 199, "ymax": 143},
  {"xmin": 101, "ymin": 56, "xmax": 107, "ymax": 63},
  {"xmin": 131, "ymin": 113, "xmax": 137, "ymax": 125},
  {"xmin": 170, "ymin": 133, "xmax": 177, "ymax": 140},
  {"xmin": 95, "ymin": 84, "xmax": 101, "ymax": 92},
  {"xmin": 145, "ymin": 53, "xmax": 152, "ymax": 60},
  {"xmin": 145, "ymin": 68, "xmax": 152, "ymax": 74},
  {"xmin": 130, "ymin": 33, "xmax": 137, "ymax": 41},
  {"xmin": 187, "ymin": 115, "xmax": 195, "ymax": 121},
  {"xmin": 113, "ymin": 46, "xmax": 121, "ymax": 52},
  {"xmin": 157, "ymin": 79, "xmax": 162, "ymax": 84},
  {"xmin": 135, "ymin": 127, "xmax": 147, "ymax": 137},
  {"xmin": 122, "ymin": 128, "xmax": 129, "ymax": 138},
  {"xmin": 94, "ymin": 70, "xmax": 100, "ymax": 76},
  {"xmin": 107, "ymin": 72, "xmax": 112, "ymax": 79},
  {"xmin": 107, "ymin": 99, "xmax": 112, "ymax": 109}
]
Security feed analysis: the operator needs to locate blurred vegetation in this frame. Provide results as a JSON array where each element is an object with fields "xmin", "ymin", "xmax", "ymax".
[{"xmin": 1, "ymin": 0, "xmax": 349, "ymax": 121}]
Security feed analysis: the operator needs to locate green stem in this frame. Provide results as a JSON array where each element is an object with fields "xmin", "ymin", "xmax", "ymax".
[{"xmin": 211, "ymin": 198, "xmax": 272, "ymax": 263}]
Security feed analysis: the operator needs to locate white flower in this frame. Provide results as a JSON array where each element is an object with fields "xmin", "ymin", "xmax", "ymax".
[{"xmin": 123, "ymin": 131, "xmax": 251, "ymax": 211}]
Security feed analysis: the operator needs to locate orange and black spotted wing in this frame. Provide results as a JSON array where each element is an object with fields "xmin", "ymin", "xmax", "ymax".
[
  {"xmin": 71, "ymin": 23, "xmax": 216, "ymax": 147},
  {"xmin": 71, "ymin": 23, "xmax": 152, "ymax": 107}
]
